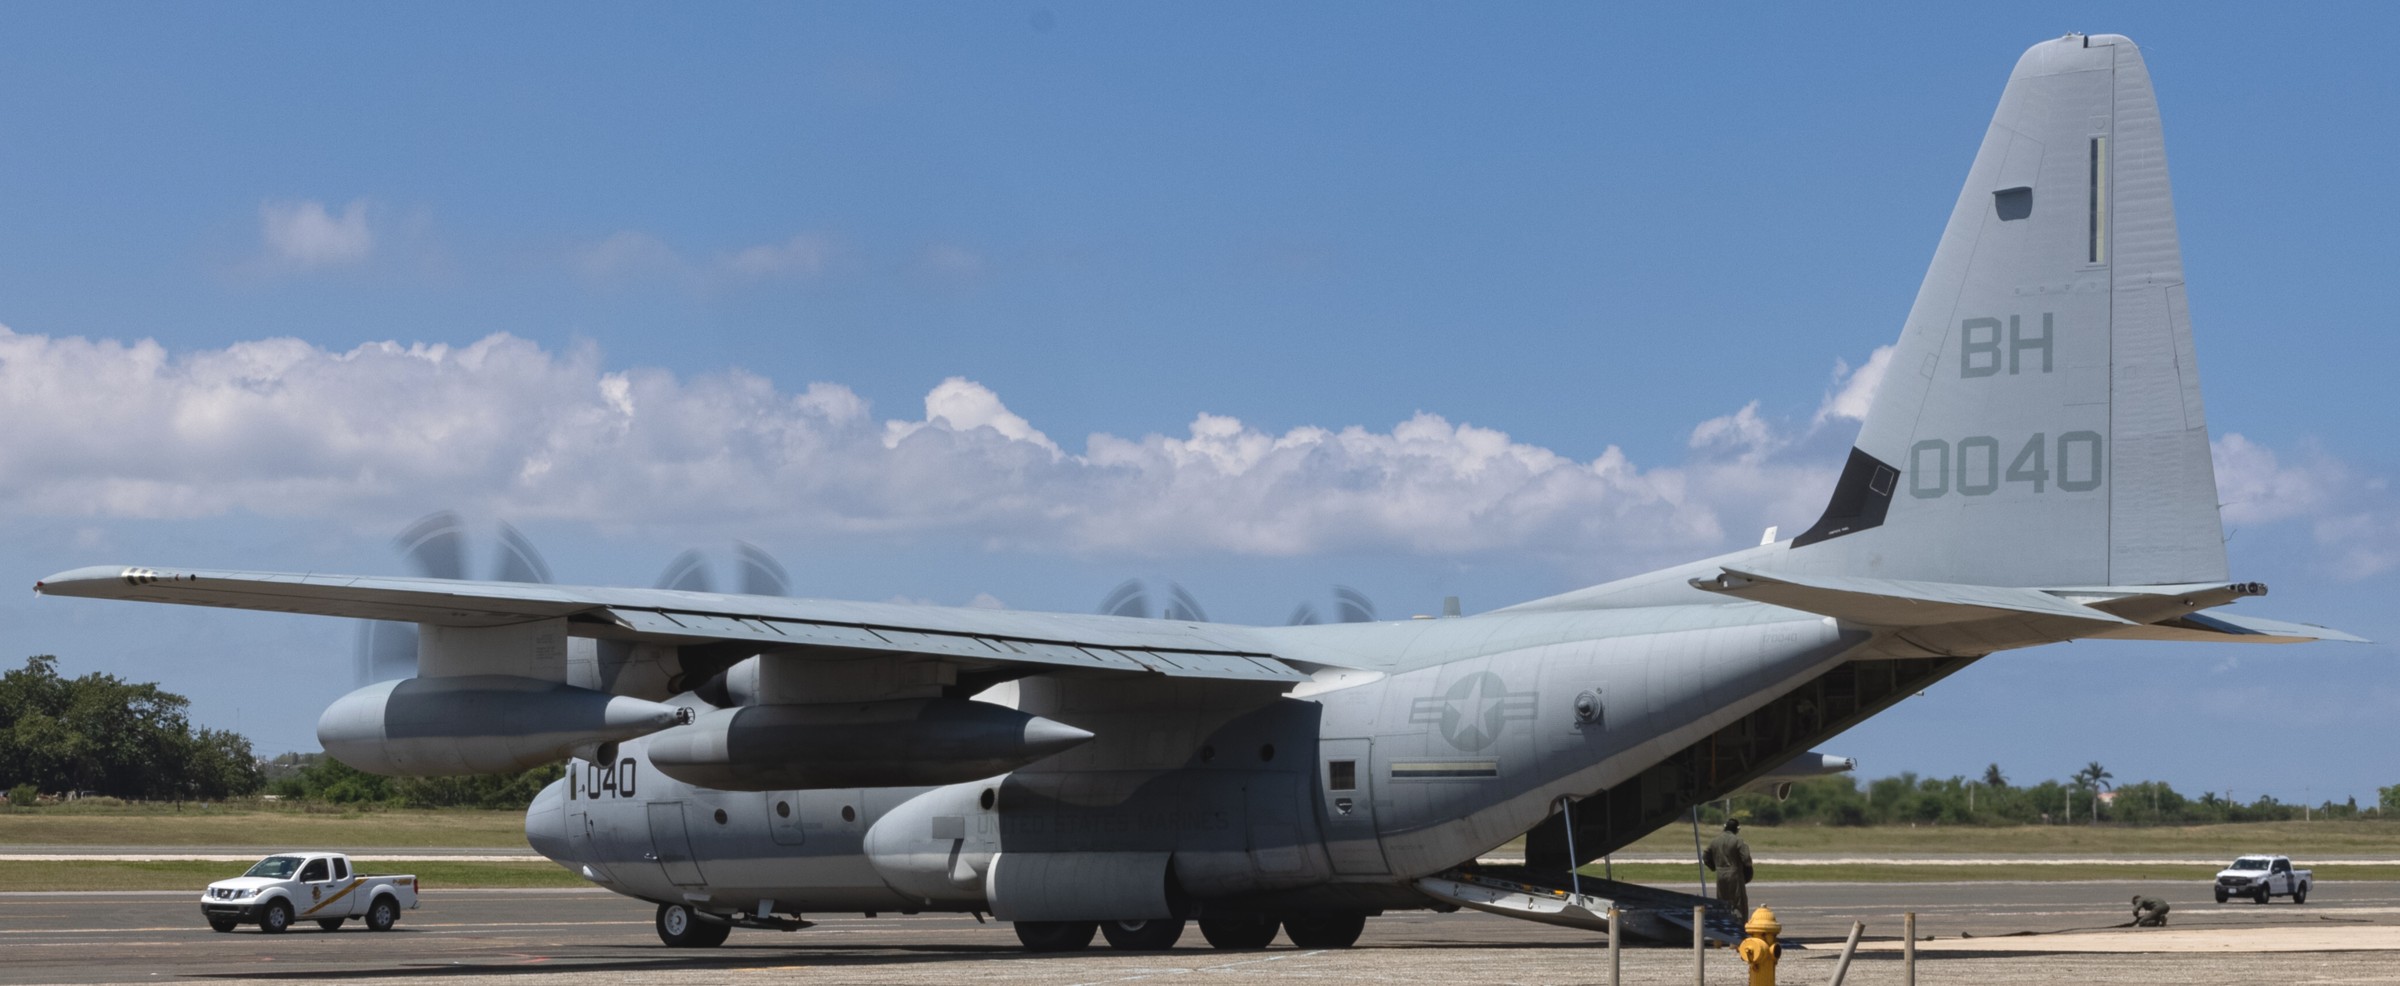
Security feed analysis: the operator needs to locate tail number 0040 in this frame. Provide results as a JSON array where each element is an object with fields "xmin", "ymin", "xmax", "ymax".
[{"xmin": 1908, "ymin": 432, "xmax": 2101, "ymax": 499}]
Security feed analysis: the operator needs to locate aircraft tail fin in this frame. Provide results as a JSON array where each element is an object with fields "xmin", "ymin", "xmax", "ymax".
[{"xmin": 1787, "ymin": 34, "xmax": 2225, "ymax": 588}]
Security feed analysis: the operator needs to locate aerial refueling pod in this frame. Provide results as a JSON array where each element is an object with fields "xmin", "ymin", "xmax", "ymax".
[
  {"xmin": 319, "ymin": 675, "xmax": 686, "ymax": 776},
  {"xmin": 644, "ymin": 698, "xmax": 1094, "ymax": 791}
]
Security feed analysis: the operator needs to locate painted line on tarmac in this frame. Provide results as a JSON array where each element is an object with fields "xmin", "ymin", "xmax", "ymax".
[
  {"xmin": 0, "ymin": 887, "xmax": 610, "ymax": 897},
  {"xmin": 1489, "ymin": 856, "xmax": 2400, "ymax": 866},
  {"xmin": 0, "ymin": 854, "xmax": 551, "ymax": 862}
]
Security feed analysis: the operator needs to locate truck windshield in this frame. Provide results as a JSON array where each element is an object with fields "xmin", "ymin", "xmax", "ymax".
[
  {"xmin": 2231, "ymin": 857, "xmax": 2271, "ymax": 870},
  {"xmin": 243, "ymin": 856, "xmax": 302, "ymax": 879}
]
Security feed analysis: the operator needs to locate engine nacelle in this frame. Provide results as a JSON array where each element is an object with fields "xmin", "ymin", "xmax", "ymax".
[
  {"xmin": 318, "ymin": 675, "xmax": 685, "ymax": 776},
  {"xmin": 644, "ymin": 698, "xmax": 1093, "ymax": 791}
]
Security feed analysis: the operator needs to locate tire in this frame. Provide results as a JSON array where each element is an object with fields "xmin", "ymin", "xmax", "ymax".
[
  {"xmin": 366, "ymin": 896, "xmax": 399, "ymax": 932},
  {"xmin": 1198, "ymin": 915, "xmax": 1281, "ymax": 950},
  {"xmin": 1283, "ymin": 913, "xmax": 1367, "ymax": 949},
  {"xmin": 2293, "ymin": 883, "xmax": 2308, "ymax": 905},
  {"xmin": 2214, "ymin": 888, "xmax": 2229, "ymax": 904},
  {"xmin": 2254, "ymin": 888, "xmax": 2270, "ymax": 905},
  {"xmin": 316, "ymin": 919, "xmax": 345, "ymax": 932},
  {"xmin": 1099, "ymin": 918, "xmax": 1186, "ymax": 951},
  {"xmin": 655, "ymin": 903, "xmax": 731, "ymax": 948},
  {"xmin": 258, "ymin": 900, "xmax": 292, "ymax": 935},
  {"xmin": 1013, "ymin": 920, "xmax": 1098, "ymax": 953},
  {"xmin": 207, "ymin": 917, "xmax": 239, "ymax": 933}
]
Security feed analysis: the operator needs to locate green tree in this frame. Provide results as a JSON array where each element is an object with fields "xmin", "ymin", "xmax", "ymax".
[
  {"xmin": 0, "ymin": 655, "xmax": 262, "ymax": 800},
  {"xmin": 1982, "ymin": 763, "xmax": 2008, "ymax": 788}
]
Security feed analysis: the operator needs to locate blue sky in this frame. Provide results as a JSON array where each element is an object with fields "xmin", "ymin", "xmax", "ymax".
[{"xmin": 3, "ymin": 5, "xmax": 2395, "ymax": 805}]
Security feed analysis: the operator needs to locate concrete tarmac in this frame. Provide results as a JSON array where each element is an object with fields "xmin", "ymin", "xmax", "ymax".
[{"xmin": 4, "ymin": 881, "xmax": 2395, "ymax": 985}]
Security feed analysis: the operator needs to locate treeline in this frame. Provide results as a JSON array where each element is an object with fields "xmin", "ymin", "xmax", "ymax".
[
  {"xmin": 1710, "ymin": 770, "xmax": 2400, "ymax": 828},
  {"xmin": 267, "ymin": 753, "xmax": 564, "ymax": 810},
  {"xmin": 0, "ymin": 655, "xmax": 260, "ymax": 802}
]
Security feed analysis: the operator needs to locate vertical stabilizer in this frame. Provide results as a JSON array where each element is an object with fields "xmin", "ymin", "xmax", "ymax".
[{"xmin": 1788, "ymin": 34, "xmax": 2225, "ymax": 587}]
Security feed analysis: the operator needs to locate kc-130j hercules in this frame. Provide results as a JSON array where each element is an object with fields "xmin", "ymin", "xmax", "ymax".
[{"xmin": 36, "ymin": 34, "xmax": 2360, "ymax": 952}]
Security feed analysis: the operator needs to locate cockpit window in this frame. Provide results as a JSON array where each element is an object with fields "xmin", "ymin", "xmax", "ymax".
[{"xmin": 243, "ymin": 855, "xmax": 301, "ymax": 879}]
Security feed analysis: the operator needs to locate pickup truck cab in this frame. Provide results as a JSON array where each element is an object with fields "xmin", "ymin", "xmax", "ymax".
[
  {"xmin": 2214, "ymin": 854, "xmax": 2311, "ymax": 904},
  {"xmin": 200, "ymin": 852, "xmax": 419, "ymax": 933}
]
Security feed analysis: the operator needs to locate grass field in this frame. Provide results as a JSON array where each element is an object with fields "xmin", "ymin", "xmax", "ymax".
[
  {"xmin": 1607, "ymin": 819, "xmax": 2400, "ymax": 858},
  {"xmin": 4, "ymin": 803, "xmax": 2394, "ymax": 891},
  {"xmin": 0, "ymin": 859, "xmax": 586, "ymax": 892},
  {"xmin": 0, "ymin": 803, "xmax": 526, "ymax": 847}
]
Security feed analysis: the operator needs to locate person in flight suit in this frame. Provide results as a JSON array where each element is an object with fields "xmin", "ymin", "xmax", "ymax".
[
  {"xmin": 2131, "ymin": 895, "xmax": 2171, "ymax": 927},
  {"xmin": 1703, "ymin": 818, "xmax": 1755, "ymax": 918}
]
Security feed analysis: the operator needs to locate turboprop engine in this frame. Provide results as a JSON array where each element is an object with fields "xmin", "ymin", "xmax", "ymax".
[
  {"xmin": 318, "ymin": 674, "xmax": 687, "ymax": 775},
  {"xmin": 643, "ymin": 698, "xmax": 1094, "ymax": 791}
]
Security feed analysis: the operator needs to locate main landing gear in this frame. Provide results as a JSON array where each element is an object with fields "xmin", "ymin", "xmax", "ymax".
[{"xmin": 1014, "ymin": 913, "xmax": 1366, "ymax": 952}]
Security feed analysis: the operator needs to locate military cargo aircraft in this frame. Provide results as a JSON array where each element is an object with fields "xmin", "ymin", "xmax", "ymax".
[{"xmin": 36, "ymin": 33, "xmax": 2358, "ymax": 953}]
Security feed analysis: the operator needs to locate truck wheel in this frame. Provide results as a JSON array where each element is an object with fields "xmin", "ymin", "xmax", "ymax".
[
  {"xmin": 1199, "ymin": 915, "xmax": 1280, "ymax": 950},
  {"xmin": 2254, "ymin": 888, "xmax": 2269, "ymax": 905},
  {"xmin": 367, "ymin": 897, "xmax": 399, "ymax": 932},
  {"xmin": 316, "ymin": 919, "xmax": 345, "ymax": 932},
  {"xmin": 258, "ymin": 900, "xmax": 292, "ymax": 935},
  {"xmin": 1013, "ymin": 921, "xmax": 1098, "ymax": 952},
  {"xmin": 207, "ymin": 917, "xmax": 239, "ymax": 933},
  {"xmin": 2293, "ymin": 884, "xmax": 2307, "ymax": 905},
  {"xmin": 1099, "ymin": 918, "xmax": 1185, "ymax": 951},
  {"xmin": 1283, "ymin": 913, "xmax": 1367, "ymax": 948},
  {"xmin": 655, "ymin": 903, "xmax": 730, "ymax": 948},
  {"xmin": 2214, "ymin": 888, "xmax": 2229, "ymax": 904}
]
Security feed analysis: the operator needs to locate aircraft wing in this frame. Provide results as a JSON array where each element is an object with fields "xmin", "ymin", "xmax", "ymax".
[{"xmin": 33, "ymin": 565, "xmax": 1307, "ymax": 683}]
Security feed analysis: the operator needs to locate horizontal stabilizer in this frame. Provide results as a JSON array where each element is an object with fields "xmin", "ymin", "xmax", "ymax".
[
  {"xmin": 1688, "ymin": 568, "xmax": 2132, "ymax": 629},
  {"xmin": 2095, "ymin": 611, "xmax": 2369, "ymax": 645}
]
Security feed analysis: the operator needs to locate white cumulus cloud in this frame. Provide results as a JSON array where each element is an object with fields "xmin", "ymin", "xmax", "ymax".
[
  {"xmin": 259, "ymin": 199, "xmax": 373, "ymax": 268},
  {"xmin": 5, "ymin": 324, "xmax": 2377, "ymax": 579},
  {"xmin": 1814, "ymin": 344, "xmax": 1894, "ymax": 427}
]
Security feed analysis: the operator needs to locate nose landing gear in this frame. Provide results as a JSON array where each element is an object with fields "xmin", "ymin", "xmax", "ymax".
[{"xmin": 655, "ymin": 902, "xmax": 732, "ymax": 948}]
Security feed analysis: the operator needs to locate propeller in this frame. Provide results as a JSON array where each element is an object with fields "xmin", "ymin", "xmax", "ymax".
[
  {"xmin": 353, "ymin": 511, "xmax": 557, "ymax": 685},
  {"xmin": 1285, "ymin": 585, "xmax": 1378, "ymax": 626},
  {"xmin": 1097, "ymin": 579, "xmax": 1208, "ymax": 622},
  {"xmin": 652, "ymin": 542, "xmax": 791, "ymax": 596}
]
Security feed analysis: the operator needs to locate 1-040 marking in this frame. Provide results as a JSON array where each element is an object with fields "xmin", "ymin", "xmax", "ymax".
[{"xmin": 1909, "ymin": 432, "xmax": 2101, "ymax": 498}]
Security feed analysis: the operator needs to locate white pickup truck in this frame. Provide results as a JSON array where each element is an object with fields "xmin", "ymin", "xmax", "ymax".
[
  {"xmin": 2214, "ymin": 854, "xmax": 2311, "ymax": 904},
  {"xmin": 199, "ymin": 852, "xmax": 419, "ymax": 933}
]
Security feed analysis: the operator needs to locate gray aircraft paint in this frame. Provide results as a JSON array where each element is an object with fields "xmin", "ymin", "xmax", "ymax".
[{"xmin": 39, "ymin": 35, "xmax": 2359, "ymax": 941}]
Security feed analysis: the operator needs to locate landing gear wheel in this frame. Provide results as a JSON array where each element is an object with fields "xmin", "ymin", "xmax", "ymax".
[
  {"xmin": 366, "ymin": 897, "xmax": 399, "ymax": 932},
  {"xmin": 655, "ymin": 902, "xmax": 731, "ymax": 948},
  {"xmin": 1014, "ymin": 920, "xmax": 1098, "ymax": 952},
  {"xmin": 207, "ymin": 917, "xmax": 238, "ymax": 933},
  {"xmin": 1199, "ymin": 915, "xmax": 1280, "ymax": 950},
  {"xmin": 316, "ymin": 919, "xmax": 345, "ymax": 932},
  {"xmin": 1100, "ymin": 918, "xmax": 1186, "ymax": 951},
  {"xmin": 1282, "ymin": 913, "xmax": 1366, "ymax": 948},
  {"xmin": 2214, "ymin": 888, "xmax": 2229, "ymax": 904},
  {"xmin": 2293, "ymin": 884, "xmax": 2308, "ymax": 905},
  {"xmin": 258, "ymin": 900, "xmax": 292, "ymax": 935}
]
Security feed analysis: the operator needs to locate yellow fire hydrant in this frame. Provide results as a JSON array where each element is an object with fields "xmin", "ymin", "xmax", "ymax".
[{"xmin": 1737, "ymin": 905, "xmax": 1781, "ymax": 986}]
